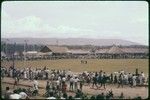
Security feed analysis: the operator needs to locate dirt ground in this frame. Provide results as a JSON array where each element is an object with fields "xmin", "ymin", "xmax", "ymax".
[{"xmin": 1, "ymin": 77, "xmax": 148, "ymax": 99}]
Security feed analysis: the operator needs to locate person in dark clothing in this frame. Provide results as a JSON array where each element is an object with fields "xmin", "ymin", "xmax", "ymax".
[
  {"xmin": 98, "ymin": 74, "xmax": 102, "ymax": 88},
  {"xmin": 114, "ymin": 75, "xmax": 118, "ymax": 84},
  {"xmin": 46, "ymin": 81, "xmax": 50, "ymax": 92},
  {"xmin": 4, "ymin": 87, "xmax": 12, "ymax": 99},
  {"xmin": 68, "ymin": 96, "xmax": 73, "ymax": 100},
  {"xmin": 13, "ymin": 77, "xmax": 18, "ymax": 88},
  {"xmin": 101, "ymin": 72, "xmax": 106, "ymax": 89},
  {"xmin": 96, "ymin": 93, "xmax": 106, "ymax": 100},
  {"xmin": 63, "ymin": 92, "xmax": 68, "ymax": 99},
  {"xmin": 92, "ymin": 76, "xmax": 98, "ymax": 89},
  {"xmin": 118, "ymin": 73, "xmax": 124, "ymax": 88},
  {"xmin": 79, "ymin": 79, "xmax": 84, "ymax": 91},
  {"xmin": 110, "ymin": 73, "xmax": 113, "ymax": 83},
  {"xmin": 90, "ymin": 95, "xmax": 96, "ymax": 100},
  {"xmin": 45, "ymin": 72, "xmax": 48, "ymax": 80}
]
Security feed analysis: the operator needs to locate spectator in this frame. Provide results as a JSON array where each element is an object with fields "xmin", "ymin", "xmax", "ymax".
[
  {"xmin": 132, "ymin": 74, "xmax": 137, "ymax": 87},
  {"xmin": 4, "ymin": 87, "xmax": 12, "ymax": 99},
  {"xmin": 46, "ymin": 80, "xmax": 50, "ymax": 94},
  {"xmin": 9, "ymin": 90, "xmax": 21, "ymax": 99},
  {"xmin": 19, "ymin": 91, "xmax": 28, "ymax": 99},
  {"xmin": 101, "ymin": 72, "xmax": 106, "ymax": 89},
  {"xmin": 13, "ymin": 77, "xmax": 18, "ymax": 88},
  {"xmin": 90, "ymin": 95, "xmax": 96, "ymax": 100},
  {"xmin": 46, "ymin": 92, "xmax": 56, "ymax": 99},
  {"xmin": 92, "ymin": 76, "xmax": 98, "ymax": 89},
  {"xmin": 62, "ymin": 82, "xmax": 67, "ymax": 93},
  {"xmin": 68, "ymin": 96, "xmax": 73, "ymax": 100},
  {"xmin": 69, "ymin": 76, "xmax": 74, "ymax": 91},
  {"xmin": 119, "ymin": 92, "xmax": 124, "ymax": 99},
  {"xmin": 74, "ymin": 77, "xmax": 79, "ymax": 91},
  {"xmin": 118, "ymin": 73, "xmax": 124, "ymax": 88},
  {"xmin": 79, "ymin": 78, "xmax": 84, "ymax": 91},
  {"xmin": 33, "ymin": 84, "xmax": 38, "ymax": 96}
]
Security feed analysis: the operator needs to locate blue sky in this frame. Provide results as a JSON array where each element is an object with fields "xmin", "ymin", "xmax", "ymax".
[{"xmin": 1, "ymin": 1, "xmax": 148, "ymax": 45}]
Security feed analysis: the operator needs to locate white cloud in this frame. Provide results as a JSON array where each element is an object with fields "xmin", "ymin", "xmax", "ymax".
[
  {"xmin": 1, "ymin": 11, "xmax": 96, "ymax": 38},
  {"xmin": 1, "ymin": 1, "xmax": 148, "ymax": 45}
]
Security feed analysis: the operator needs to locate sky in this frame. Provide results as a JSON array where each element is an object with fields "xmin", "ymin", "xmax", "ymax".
[{"xmin": 1, "ymin": 1, "xmax": 149, "ymax": 45}]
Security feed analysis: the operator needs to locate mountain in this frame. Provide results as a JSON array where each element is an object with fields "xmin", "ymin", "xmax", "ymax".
[{"xmin": 1, "ymin": 38, "xmax": 142, "ymax": 46}]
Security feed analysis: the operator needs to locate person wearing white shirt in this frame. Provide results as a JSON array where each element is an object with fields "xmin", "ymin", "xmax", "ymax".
[
  {"xmin": 33, "ymin": 80, "xmax": 38, "ymax": 86},
  {"xmin": 124, "ymin": 73, "xmax": 128, "ymax": 85},
  {"xmin": 132, "ymin": 74, "xmax": 137, "ymax": 87},
  {"xmin": 56, "ymin": 80, "xmax": 60, "ymax": 90},
  {"xmin": 46, "ymin": 97, "xmax": 56, "ymax": 99},
  {"xmin": 141, "ymin": 72, "xmax": 145, "ymax": 84},
  {"xmin": 74, "ymin": 77, "xmax": 79, "ymax": 91},
  {"xmin": 9, "ymin": 93, "xmax": 21, "ymax": 99},
  {"xmin": 60, "ymin": 97, "xmax": 66, "ymax": 99},
  {"xmin": 33, "ymin": 79, "xmax": 39, "ymax": 96},
  {"xmin": 62, "ymin": 77, "xmax": 66, "ymax": 82},
  {"xmin": 24, "ymin": 71, "xmax": 27, "ymax": 80},
  {"xmin": 33, "ymin": 84, "xmax": 38, "ymax": 96},
  {"xmin": 69, "ymin": 77, "xmax": 74, "ymax": 91},
  {"xmin": 139, "ymin": 74, "xmax": 143, "ymax": 85},
  {"xmin": 19, "ymin": 92, "xmax": 28, "ymax": 99}
]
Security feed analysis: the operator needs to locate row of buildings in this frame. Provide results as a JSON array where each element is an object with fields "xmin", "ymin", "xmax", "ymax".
[{"xmin": 1, "ymin": 45, "xmax": 149, "ymax": 60}]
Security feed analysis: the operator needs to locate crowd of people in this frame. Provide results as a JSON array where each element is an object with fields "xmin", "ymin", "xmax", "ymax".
[
  {"xmin": 1, "ymin": 65, "xmax": 148, "ymax": 99},
  {"xmin": 3, "ymin": 85, "xmax": 142, "ymax": 99}
]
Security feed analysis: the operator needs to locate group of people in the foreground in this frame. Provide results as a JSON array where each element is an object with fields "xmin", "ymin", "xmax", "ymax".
[
  {"xmin": 2, "ymin": 85, "xmax": 143, "ymax": 99},
  {"xmin": 1, "ymin": 65, "xmax": 148, "ymax": 99}
]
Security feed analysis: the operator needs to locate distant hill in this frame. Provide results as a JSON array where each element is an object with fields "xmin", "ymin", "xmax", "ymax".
[{"xmin": 1, "ymin": 38, "xmax": 142, "ymax": 46}]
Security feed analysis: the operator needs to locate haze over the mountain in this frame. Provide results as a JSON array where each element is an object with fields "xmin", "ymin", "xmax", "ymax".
[{"xmin": 1, "ymin": 38, "xmax": 143, "ymax": 46}]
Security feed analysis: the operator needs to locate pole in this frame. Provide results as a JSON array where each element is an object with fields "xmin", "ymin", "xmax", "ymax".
[
  {"xmin": 24, "ymin": 40, "xmax": 26, "ymax": 67},
  {"xmin": 24, "ymin": 40, "xmax": 28, "ymax": 67},
  {"xmin": 12, "ymin": 42, "xmax": 16, "ymax": 78},
  {"xmin": 6, "ymin": 39, "xmax": 9, "ymax": 58},
  {"xmin": 56, "ymin": 40, "xmax": 58, "ymax": 46}
]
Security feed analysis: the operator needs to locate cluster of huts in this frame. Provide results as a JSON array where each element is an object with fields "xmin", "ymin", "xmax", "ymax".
[{"xmin": 1, "ymin": 45, "xmax": 149, "ymax": 60}]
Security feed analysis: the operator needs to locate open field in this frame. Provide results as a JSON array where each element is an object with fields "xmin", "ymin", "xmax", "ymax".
[{"xmin": 1, "ymin": 59, "xmax": 149, "ymax": 75}]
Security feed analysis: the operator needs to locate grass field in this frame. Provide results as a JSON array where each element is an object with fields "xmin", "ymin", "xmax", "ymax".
[{"xmin": 1, "ymin": 59, "xmax": 149, "ymax": 75}]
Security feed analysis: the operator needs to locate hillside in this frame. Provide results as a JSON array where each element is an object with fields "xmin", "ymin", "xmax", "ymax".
[{"xmin": 1, "ymin": 38, "xmax": 142, "ymax": 46}]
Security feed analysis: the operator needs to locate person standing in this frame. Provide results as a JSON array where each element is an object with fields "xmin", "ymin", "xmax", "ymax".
[
  {"xmin": 118, "ymin": 73, "xmax": 124, "ymax": 88},
  {"xmin": 128, "ymin": 73, "xmax": 132, "ymax": 87},
  {"xmin": 79, "ymin": 77, "xmax": 84, "ymax": 91},
  {"xmin": 110, "ymin": 73, "xmax": 113, "ymax": 83},
  {"xmin": 1, "ymin": 68, "xmax": 5, "ymax": 80},
  {"xmin": 24, "ymin": 70, "xmax": 27, "ymax": 80},
  {"xmin": 56, "ymin": 79, "xmax": 60, "ymax": 91},
  {"xmin": 33, "ymin": 84, "xmax": 38, "ymax": 96},
  {"xmin": 69, "ymin": 76, "xmax": 74, "ymax": 91},
  {"xmin": 62, "ymin": 81, "xmax": 67, "ymax": 94},
  {"xmin": 102, "ymin": 72, "xmax": 106, "ymax": 89},
  {"xmin": 74, "ymin": 77, "xmax": 79, "ymax": 91},
  {"xmin": 33, "ymin": 79, "xmax": 39, "ymax": 95},
  {"xmin": 141, "ymin": 72, "xmax": 145, "ymax": 84},
  {"xmin": 132, "ymin": 74, "xmax": 137, "ymax": 87},
  {"xmin": 13, "ymin": 77, "xmax": 18, "ymax": 88},
  {"xmin": 4, "ymin": 87, "xmax": 12, "ymax": 99},
  {"xmin": 92, "ymin": 76, "xmax": 98, "ymax": 89},
  {"xmin": 46, "ymin": 81, "xmax": 50, "ymax": 92}
]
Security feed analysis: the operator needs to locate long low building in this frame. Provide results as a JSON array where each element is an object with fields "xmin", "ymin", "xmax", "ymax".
[
  {"xmin": 38, "ymin": 45, "xmax": 148, "ymax": 59},
  {"xmin": 40, "ymin": 46, "xmax": 69, "ymax": 55}
]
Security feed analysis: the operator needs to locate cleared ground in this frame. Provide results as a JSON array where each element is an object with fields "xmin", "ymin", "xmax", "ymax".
[
  {"xmin": 1, "ymin": 77, "xmax": 148, "ymax": 99},
  {"xmin": 1, "ymin": 59, "xmax": 149, "ymax": 74}
]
